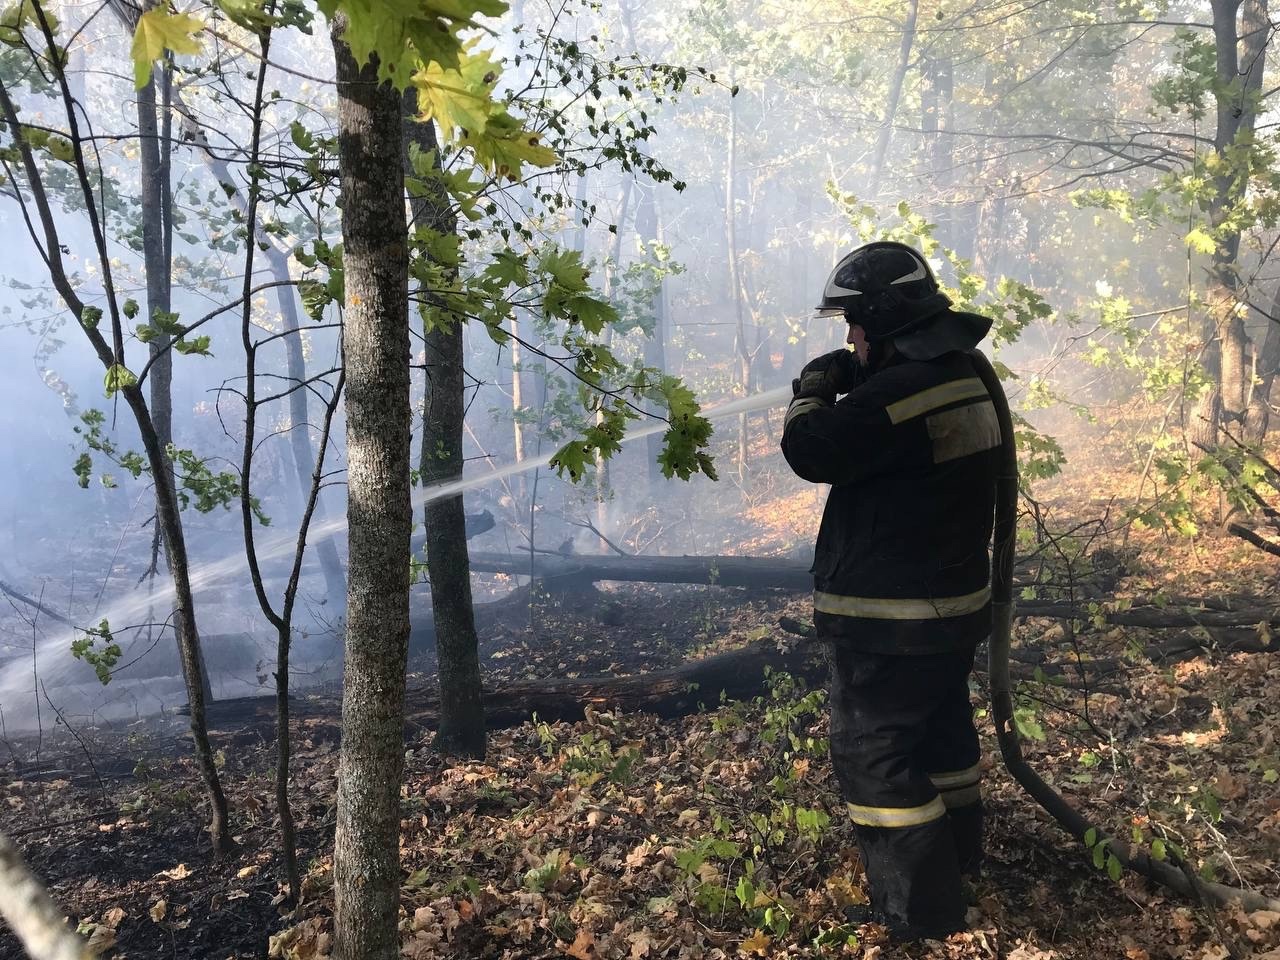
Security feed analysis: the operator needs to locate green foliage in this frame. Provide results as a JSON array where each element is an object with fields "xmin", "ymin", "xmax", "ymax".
[
  {"xmin": 168, "ymin": 445, "xmax": 270, "ymax": 523},
  {"xmin": 102, "ymin": 363, "xmax": 137, "ymax": 397},
  {"xmin": 0, "ymin": 0, "xmax": 58, "ymax": 46},
  {"xmin": 522, "ymin": 847, "xmax": 569, "ymax": 893},
  {"xmin": 1012, "ymin": 704, "xmax": 1047, "ymax": 742},
  {"xmin": 71, "ymin": 619, "xmax": 122, "ymax": 685},
  {"xmin": 1149, "ymin": 29, "xmax": 1218, "ymax": 120}
]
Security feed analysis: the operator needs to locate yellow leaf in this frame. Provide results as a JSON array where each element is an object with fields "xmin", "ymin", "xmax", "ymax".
[
  {"xmin": 237, "ymin": 864, "xmax": 261, "ymax": 880},
  {"xmin": 412, "ymin": 46, "xmax": 500, "ymax": 138},
  {"xmin": 739, "ymin": 930, "xmax": 772, "ymax": 955},
  {"xmin": 1184, "ymin": 226, "xmax": 1217, "ymax": 256},
  {"xmin": 130, "ymin": 8, "xmax": 203, "ymax": 90},
  {"xmin": 156, "ymin": 862, "xmax": 192, "ymax": 881}
]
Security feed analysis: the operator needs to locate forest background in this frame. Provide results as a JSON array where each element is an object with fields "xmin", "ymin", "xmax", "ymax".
[{"xmin": 0, "ymin": 0, "xmax": 1278, "ymax": 958}]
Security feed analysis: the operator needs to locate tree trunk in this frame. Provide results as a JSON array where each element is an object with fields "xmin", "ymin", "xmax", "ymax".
[
  {"xmin": 725, "ymin": 86, "xmax": 751, "ymax": 482},
  {"xmin": 0, "ymin": 20, "xmax": 230, "ymax": 857},
  {"xmin": 869, "ymin": 0, "xmax": 919, "ymax": 197},
  {"xmin": 635, "ymin": 183, "xmax": 669, "ymax": 487},
  {"xmin": 331, "ymin": 24, "xmax": 412, "ymax": 960},
  {"xmin": 401, "ymin": 91, "xmax": 486, "ymax": 759},
  {"xmin": 132, "ymin": 13, "xmax": 216, "ymax": 705},
  {"xmin": 122, "ymin": 384, "xmax": 233, "ymax": 854},
  {"xmin": 1245, "ymin": 291, "xmax": 1280, "ymax": 441},
  {"xmin": 593, "ymin": 178, "xmax": 632, "ymax": 546},
  {"xmin": 511, "ymin": 309, "xmax": 526, "ymax": 497},
  {"xmin": 1193, "ymin": 0, "xmax": 1266, "ymax": 452},
  {"xmin": 922, "ymin": 55, "xmax": 955, "ymax": 248},
  {"xmin": 269, "ymin": 252, "xmax": 348, "ymax": 604}
]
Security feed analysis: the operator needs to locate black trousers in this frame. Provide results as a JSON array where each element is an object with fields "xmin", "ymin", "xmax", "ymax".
[{"xmin": 827, "ymin": 644, "xmax": 984, "ymax": 937}]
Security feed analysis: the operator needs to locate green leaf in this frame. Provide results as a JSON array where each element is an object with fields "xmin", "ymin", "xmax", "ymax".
[
  {"xmin": 122, "ymin": 298, "xmax": 140, "ymax": 320},
  {"xmin": 1106, "ymin": 854, "xmax": 1122, "ymax": 882},
  {"xmin": 298, "ymin": 279, "xmax": 332, "ymax": 321},
  {"xmin": 548, "ymin": 440, "xmax": 591, "ymax": 483},
  {"xmin": 103, "ymin": 363, "xmax": 138, "ymax": 397},
  {"xmin": 80, "ymin": 305, "xmax": 102, "ymax": 330},
  {"xmin": 45, "ymin": 136, "xmax": 74, "ymax": 163},
  {"xmin": 131, "ymin": 8, "xmax": 204, "ymax": 90},
  {"xmin": 289, "ymin": 120, "xmax": 316, "ymax": 154},
  {"xmin": 1151, "ymin": 838, "xmax": 1167, "ymax": 861},
  {"xmin": 564, "ymin": 292, "xmax": 619, "ymax": 335},
  {"xmin": 72, "ymin": 452, "xmax": 92, "ymax": 489},
  {"xmin": 174, "ymin": 335, "xmax": 212, "ymax": 357},
  {"xmin": 1084, "ymin": 827, "xmax": 1097, "ymax": 848}
]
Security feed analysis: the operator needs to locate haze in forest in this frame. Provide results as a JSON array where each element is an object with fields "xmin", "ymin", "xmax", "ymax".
[{"xmin": 0, "ymin": 0, "xmax": 1274, "ymax": 730}]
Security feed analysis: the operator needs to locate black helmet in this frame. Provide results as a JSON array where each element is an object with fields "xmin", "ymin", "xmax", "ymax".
[{"xmin": 815, "ymin": 241, "xmax": 991, "ymax": 360}]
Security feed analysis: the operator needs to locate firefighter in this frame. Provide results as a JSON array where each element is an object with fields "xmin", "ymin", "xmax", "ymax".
[{"xmin": 781, "ymin": 241, "xmax": 999, "ymax": 940}]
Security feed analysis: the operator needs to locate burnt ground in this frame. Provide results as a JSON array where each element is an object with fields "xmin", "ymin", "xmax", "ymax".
[{"xmin": 1, "ymin": 577, "xmax": 1278, "ymax": 960}]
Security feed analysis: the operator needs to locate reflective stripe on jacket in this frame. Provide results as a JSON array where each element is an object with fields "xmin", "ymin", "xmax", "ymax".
[{"xmin": 780, "ymin": 350, "xmax": 999, "ymax": 653}]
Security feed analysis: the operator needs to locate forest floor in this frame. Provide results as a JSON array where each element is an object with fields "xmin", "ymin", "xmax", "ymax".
[{"xmin": 3, "ymin": 419, "xmax": 1280, "ymax": 959}]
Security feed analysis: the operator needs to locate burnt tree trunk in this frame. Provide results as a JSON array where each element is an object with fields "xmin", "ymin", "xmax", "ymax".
[
  {"xmin": 331, "ymin": 25, "xmax": 412, "ymax": 960},
  {"xmin": 401, "ymin": 92, "xmax": 486, "ymax": 759}
]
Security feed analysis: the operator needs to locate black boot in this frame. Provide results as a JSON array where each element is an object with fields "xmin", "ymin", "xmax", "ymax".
[
  {"xmin": 947, "ymin": 801, "xmax": 984, "ymax": 878},
  {"xmin": 852, "ymin": 819, "xmax": 967, "ymax": 941}
]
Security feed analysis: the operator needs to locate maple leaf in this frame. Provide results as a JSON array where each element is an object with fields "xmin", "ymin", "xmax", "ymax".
[
  {"xmin": 130, "ymin": 8, "xmax": 204, "ymax": 90},
  {"xmin": 413, "ymin": 45, "xmax": 500, "ymax": 139},
  {"xmin": 739, "ymin": 929, "xmax": 772, "ymax": 955}
]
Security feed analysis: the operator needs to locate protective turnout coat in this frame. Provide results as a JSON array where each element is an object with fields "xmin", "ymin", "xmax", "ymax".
[{"xmin": 781, "ymin": 350, "xmax": 1000, "ymax": 653}]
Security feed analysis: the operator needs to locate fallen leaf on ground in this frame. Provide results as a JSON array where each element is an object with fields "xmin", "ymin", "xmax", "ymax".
[{"xmin": 565, "ymin": 928, "xmax": 596, "ymax": 959}]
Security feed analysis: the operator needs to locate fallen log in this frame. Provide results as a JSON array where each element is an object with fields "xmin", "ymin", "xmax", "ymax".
[
  {"xmin": 468, "ymin": 551, "xmax": 814, "ymax": 590},
  {"xmin": 1016, "ymin": 599, "xmax": 1280, "ymax": 629},
  {"xmin": 466, "ymin": 551, "xmax": 1125, "ymax": 598}
]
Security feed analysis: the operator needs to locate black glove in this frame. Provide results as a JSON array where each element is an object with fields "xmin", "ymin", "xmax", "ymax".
[{"xmin": 791, "ymin": 349, "xmax": 861, "ymax": 401}]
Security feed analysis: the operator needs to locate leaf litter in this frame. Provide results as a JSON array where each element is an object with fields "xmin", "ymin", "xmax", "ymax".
[{"xmin": 0, "ymin": 553, "xmax": 1277, "ymax": 959}]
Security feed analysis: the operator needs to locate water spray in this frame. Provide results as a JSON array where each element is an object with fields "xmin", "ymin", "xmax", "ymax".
[{"xmin": 0, "ymin": 383, "xmax": 794, "ymax": 706}]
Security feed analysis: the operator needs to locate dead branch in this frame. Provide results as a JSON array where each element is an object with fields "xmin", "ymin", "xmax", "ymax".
[
  {"xmin": 1227, "ymin": 522, "xmax": 1280, "ymax": 558},
  {"xmin": 0, "ymin": 580, "xmax": 72, "ymax": 627}
]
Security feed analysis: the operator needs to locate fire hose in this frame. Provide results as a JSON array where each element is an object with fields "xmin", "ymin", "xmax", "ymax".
[{"xmin": 969, "ymin": 349, "xmax": 1280, "ymax": 913}]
